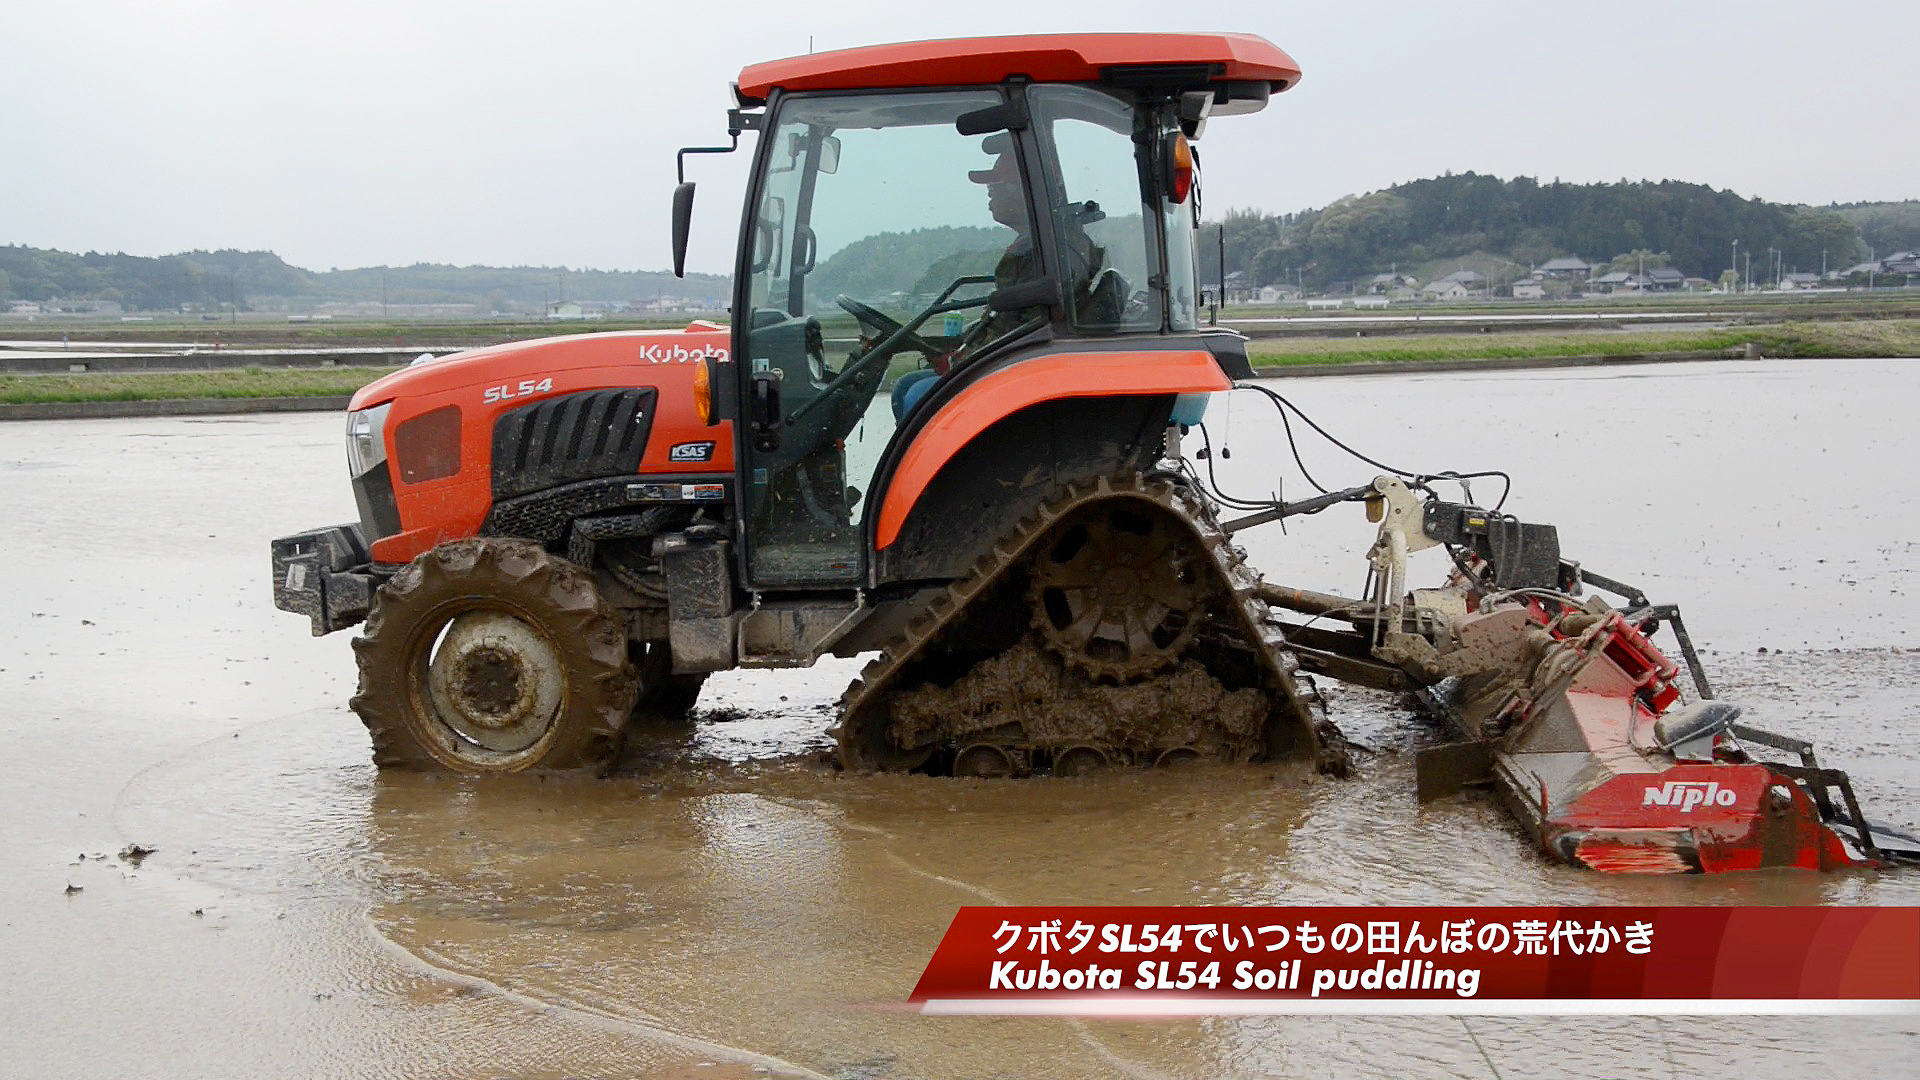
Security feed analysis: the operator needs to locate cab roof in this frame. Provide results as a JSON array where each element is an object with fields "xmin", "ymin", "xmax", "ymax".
[{"xmin": 734, "ymin": 33, "xmax": 1300, "ymax": 102}]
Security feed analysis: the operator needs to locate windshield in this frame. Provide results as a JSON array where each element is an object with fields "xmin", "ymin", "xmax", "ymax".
[{"xmin": 746, "ymin": 89, "xmax": 1030, "ymax": 326}]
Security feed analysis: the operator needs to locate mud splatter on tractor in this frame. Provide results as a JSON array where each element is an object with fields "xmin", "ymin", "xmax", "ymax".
[{"xmin": 269, "ymin": 34, "xmax": 1913, "ymax": 875}]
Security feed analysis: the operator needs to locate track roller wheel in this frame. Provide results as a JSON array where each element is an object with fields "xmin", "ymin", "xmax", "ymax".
[
  {"xmin": 350, "ymin": 538, "xmax": 636, "ymax": 773},
  {"xmin": 1052, "ymin": 745, "xmax": 1113, "ymax": 777},
  {"xmin": 954, "ymin": 743, "xmax": 1017, "ymax": 778}
]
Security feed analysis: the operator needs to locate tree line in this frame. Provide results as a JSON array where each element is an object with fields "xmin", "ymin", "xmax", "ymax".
[
  {"xmin": 1196, "ymin": 176, "xmax": 1914, "ymax": 290},
  {"xmin": 5, "ymin": 180, "xmax": 1915, "ymax": 311},
  {"xmin": 0, "ymin": 246, "xmax": 729, "ymax": 313}
]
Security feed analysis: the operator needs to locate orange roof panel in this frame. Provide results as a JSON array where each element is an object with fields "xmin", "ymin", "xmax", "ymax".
[{"xmin": 736, "ymin": 33, "xmax": 1300, "ymax": 100}]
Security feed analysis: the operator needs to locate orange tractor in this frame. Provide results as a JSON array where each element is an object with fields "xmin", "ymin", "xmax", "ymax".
[
  {"xmin": 273, "ymin": 34, "xmax": 1341, "ymax": 777},
  {"xmin": 272, "ymin": 34, "xmax": 1916, "ymax": 873}
]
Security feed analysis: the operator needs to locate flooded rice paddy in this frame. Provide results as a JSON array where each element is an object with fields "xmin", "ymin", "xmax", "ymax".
[{"xmin": 2, "ymin": 358, "xmax": 1916, "ymax": 1078}]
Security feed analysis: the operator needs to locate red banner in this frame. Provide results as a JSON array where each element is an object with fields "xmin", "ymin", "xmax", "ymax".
[{"xmin": 910, "ymin": 906, "xmax": 1920, "ymax": 1014}]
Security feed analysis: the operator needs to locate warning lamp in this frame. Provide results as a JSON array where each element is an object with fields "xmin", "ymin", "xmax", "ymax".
[
  {"xmin": 1164, "ymin": 132, "xmax": 1194, "ymax": 204},
  {"xmin": 693, "ymin": 356, "xmax": 712, "ymax": 424}
]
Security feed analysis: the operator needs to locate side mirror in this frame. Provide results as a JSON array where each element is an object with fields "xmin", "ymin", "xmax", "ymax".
[{"xmin": 671, "ymin": 182, "xmax": 696, "ymax": 278}]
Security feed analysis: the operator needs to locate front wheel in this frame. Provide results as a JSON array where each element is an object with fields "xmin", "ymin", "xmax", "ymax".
[{"xmin": 350, "ymin": 538, "xmax": 636, "ymax": 772}]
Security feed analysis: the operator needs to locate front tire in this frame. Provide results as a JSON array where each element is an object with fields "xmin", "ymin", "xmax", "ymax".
[{"xmin": 350, "ymin": 538, "xmax": 636, "ymax": 772}]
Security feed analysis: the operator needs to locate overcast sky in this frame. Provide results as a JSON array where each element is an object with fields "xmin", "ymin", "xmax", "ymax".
[{"xmin": 5, "ymin": 2, "xmax": 1914, "ymax": 276}]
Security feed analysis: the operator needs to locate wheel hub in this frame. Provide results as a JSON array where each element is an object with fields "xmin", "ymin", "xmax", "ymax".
[
  {"xmin": 455, "ymin": 646, "xmax": 524, "ymax": 720},
  {"xmin": 1095, "ymin": 566, "xmax": 1146, "ymax": 606},
  {"xmin": 1030, "ymin": 504, "xmax": 1207, "ymax": 682},
  {"xmin": 426, "ymin": 611, "xmax": 565, "ymax": 754}
]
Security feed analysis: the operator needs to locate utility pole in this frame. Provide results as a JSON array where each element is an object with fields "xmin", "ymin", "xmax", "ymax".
[
  {"xmin": 1731, "ymin": 239, "xmax": 1739, "ymax": 293},
  {"xmin": 381, "ymin": 269, "xmax": 388, "ymax": 319},
  {"xmin": 1217, "ymin": 222, "xmax": 1226, "ymax": 313},
  {"xmin": 1745, "ymin": 250, "xmax": 1751, "ymax": 294}
]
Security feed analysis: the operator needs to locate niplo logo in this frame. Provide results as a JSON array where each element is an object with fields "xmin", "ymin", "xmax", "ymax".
[{"xmin": 1642, "ymin": 780, "xmax": 1738, "ymax": 812}]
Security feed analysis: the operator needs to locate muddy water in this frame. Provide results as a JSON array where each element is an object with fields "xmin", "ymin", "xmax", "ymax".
[{"xmin": 3, "ymin": 358, "xmax": 1917, "ymax": 1079}]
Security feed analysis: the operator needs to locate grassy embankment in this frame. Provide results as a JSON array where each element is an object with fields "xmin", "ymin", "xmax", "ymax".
[
  {"xmin": 3, "ymin": 320, "xmax": 1914, "ymax": 405},
  {"xmin": 0, "ymin": 366, "xmax": 400, "ymax": 405},
  {"xmin": 1244, "ymin": 319, "xmax": 1920, "ymax": 369},
  {"xmin": 0, "ymin": 315, "xmax": 693, "ymax": 349}
]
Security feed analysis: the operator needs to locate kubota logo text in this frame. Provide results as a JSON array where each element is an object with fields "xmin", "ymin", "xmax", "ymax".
[
  {"xmin": 1642, "ymin": 780, "xmax": 1738, "ymax": 812},
  {"xmin": 640, "ymin": 344, "xmax": 729, "ymax": 364}
]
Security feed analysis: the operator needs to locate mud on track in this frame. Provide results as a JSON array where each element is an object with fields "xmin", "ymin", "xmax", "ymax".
[{"xmin": 3, "ymin": 359, "xmax": 1917, "ymax": 1078}]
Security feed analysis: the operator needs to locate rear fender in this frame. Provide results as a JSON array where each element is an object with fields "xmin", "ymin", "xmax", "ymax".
[
  {"xmin": 872, "ymin": 349, "xmax": 1228, "ymax": 551},
  {"xmin": 869, "ymin": 349, "xmax": 1229, "ymax": 582}
]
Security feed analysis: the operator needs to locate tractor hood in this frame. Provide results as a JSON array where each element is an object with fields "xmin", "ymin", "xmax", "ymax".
[{"xmin": 348, "ymin": 322, "xmax": 730, "ymax": 411}]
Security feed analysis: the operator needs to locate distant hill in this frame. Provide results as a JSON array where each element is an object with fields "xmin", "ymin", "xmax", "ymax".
[
  {"xmin": 0, "ymin": 245, "xmax": 729, "ymax": 315},
  {"xmin": 7, "ymin": 177, "xmax": 1912, "ymax": 312},
  {"xmin": 810, "ymin": 225, "xmax": 1010, "ymax": 302},
  {"xmin": 1201, "ymin": 175, "xmax": 1884, "ymax": 290},
  {"xmin": 1828, "ymin": 200, "xmax": 1920, "ymax": 258}
]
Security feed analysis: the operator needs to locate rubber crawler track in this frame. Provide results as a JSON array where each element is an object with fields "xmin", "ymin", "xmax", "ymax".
[{"xmin": 833, "ymin": 473, "xmax": 1352, "ymax": 776}]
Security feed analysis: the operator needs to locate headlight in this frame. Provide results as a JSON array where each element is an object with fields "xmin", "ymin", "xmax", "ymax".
[{"xmin": 345, "ymin": 403, "xmax": 392, "ymax": 478}]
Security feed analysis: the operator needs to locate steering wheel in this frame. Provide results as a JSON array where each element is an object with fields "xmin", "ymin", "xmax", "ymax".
[
  {"xmin": 787, "ymin": 294, "xmax": 945, "ymax": 424},
  {"xmin": 784, "ymin": 286, "xmax": 991, "ymax": 437},
  {"xmin": 836, "ymin": 295, "xmax": 943, "ymax": 358}
]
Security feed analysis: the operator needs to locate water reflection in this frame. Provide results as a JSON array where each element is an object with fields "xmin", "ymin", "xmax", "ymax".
[
  {"xmin": 94, "ymin": 359, "xmax": 1920, "ymax": 1077},
  {"xmin": 112, "ymin": 670, "xmax": 1917, "ymax": 1080}
]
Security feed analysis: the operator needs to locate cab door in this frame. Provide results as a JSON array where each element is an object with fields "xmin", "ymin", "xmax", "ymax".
[{"xmin": 733, "ymin": 88, "xmax": 1023, "ymax": 589}]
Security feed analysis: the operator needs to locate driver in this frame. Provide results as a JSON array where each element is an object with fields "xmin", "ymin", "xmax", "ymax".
[
  {"xmin": 893, "ymin": 133, "xmax": 1100, "ymax": 418},
  {"xmin": 968, "ymin": 132, "xmax": 1045, "ymax": 341}
]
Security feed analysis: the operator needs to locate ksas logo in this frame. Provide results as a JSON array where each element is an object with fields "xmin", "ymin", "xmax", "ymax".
[
  {"xmin": 668, "ymin": 441, "xmax": 715, "ymax": 463},
  {"xmin": 1641, "ymin": 780, "xmax": 1738, "ymax": 812}
]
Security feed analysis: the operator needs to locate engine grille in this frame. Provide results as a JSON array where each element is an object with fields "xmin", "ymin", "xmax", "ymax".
[{"xmin": 490, "ymin": 388, "xmax": 656, "ymax": 499}]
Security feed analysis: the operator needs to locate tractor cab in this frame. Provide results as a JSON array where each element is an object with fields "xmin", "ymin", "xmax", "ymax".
[{"xmin": 675, "ymin": 35, "xmax": 1298, "ymax": 591}]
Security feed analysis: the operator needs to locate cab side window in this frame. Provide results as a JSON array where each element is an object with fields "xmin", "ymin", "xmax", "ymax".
[{"xmin": 1030, "ymin": 86, "xmax": 1162, "ymax": 333}]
